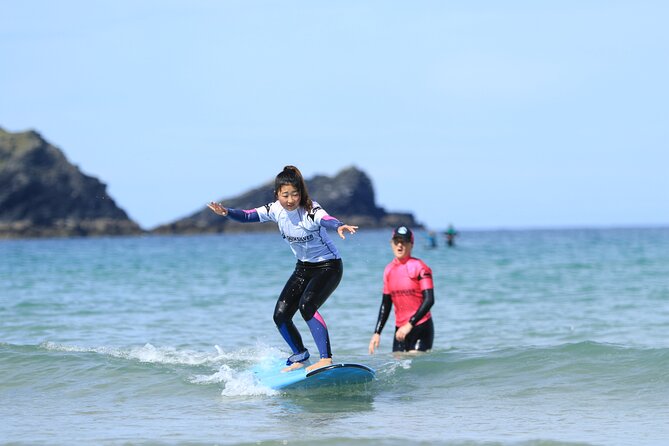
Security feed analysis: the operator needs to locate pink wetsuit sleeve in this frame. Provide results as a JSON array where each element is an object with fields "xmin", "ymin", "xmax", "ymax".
[
  {"xmin": 319, "ymin": 215, "xmax": 344, "ymax": 231},
  {"xmin": 417, "ymin": 261, "xmax": 434, "ymax": 290},
  {"xmin": 382, "ymin": 263, "xmax": 392, "ymax": 294}
]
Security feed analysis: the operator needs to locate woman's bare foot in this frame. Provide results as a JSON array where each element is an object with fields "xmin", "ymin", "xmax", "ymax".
[
  {"xmin": 281, "ymin": 362, "xmax": 306, "ymax": 373},
  {"xmin": 305, "ymin": 358, "xmax": 333, "ymax": 372}
]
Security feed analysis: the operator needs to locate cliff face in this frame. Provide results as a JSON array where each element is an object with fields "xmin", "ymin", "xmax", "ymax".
[
  {"xmin": 152, "ymin": 166, "xmax": 418, "ymax": 234},
  {"xmin": 0, "ymin": 128, "xmax": 142, "ymax": 238}
]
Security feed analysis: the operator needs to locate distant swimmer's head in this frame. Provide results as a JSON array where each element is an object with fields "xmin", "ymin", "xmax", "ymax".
[
  {"xmin": 274, "ymin": 165, "xmax": 313, "ymax": 212},
  {"xmin": 391, "ymin": 226, "xmax": 414, "ymax": 244}
]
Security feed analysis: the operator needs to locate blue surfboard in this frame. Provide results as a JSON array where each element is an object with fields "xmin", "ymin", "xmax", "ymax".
[{"xmin": 254, "ymin": 362, "xmax": 375, "ymax": 390}]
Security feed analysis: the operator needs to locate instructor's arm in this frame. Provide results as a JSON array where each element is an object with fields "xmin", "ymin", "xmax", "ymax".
[
  {"xmin": 369, "ymin": 294, "xmax": 392, "ymax": 354},
  {"xmin": 368, "ymin": 333, "xmax": 381, "ymax": 355}
]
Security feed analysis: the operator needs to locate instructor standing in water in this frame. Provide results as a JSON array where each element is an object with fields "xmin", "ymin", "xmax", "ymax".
[
  {"xmin": 369, "ymin": 226, "xmax": 435, "ymax": 354},
  {"xmin": 207, "ymin": 166, "xmax": 358, "ymax": 372}
]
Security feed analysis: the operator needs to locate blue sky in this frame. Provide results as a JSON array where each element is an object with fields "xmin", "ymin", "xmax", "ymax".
[{"xmin": 2, "ymin": 1, "xmax": 667, "ymax": 230}]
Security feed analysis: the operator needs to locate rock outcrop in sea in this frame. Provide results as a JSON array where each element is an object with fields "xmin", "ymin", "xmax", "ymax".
[
  {"xmin": 152, "ymin": 166, "xmax": 419, "ymax": 234},
  {"xmin": 0, "ymin": 127, "xmax": 419, "ymax": 238},
  {"xmin": 0, "ymin": 127, "xmax": 143, "ymax": 238}
]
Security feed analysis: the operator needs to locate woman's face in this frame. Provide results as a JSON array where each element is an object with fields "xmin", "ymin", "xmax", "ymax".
[
  {"xmin": 391, "ymin": 238, "xmax": 412, "ymax": 261},
  {"xmin": 277, "ymin": 184, "xmax": 301, "ymax": 211}
]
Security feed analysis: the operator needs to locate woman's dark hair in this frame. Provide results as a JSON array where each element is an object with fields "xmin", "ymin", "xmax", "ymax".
[{"xmin": 274, "ymin": 165, "xmax": 313, "ymax": 212}]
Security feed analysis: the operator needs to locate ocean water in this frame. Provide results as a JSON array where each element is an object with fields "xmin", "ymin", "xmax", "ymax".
[{"xmin": 1, "ymin": 227, "xmax": 668, "ymax": 446}]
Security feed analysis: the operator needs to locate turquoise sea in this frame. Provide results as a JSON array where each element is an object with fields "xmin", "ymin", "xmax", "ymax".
[{"xmin": 2, "ymin": 227, "xmax": 669, "ymax": 446}]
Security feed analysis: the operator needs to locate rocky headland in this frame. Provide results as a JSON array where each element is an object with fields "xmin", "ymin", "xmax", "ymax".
[
  {"xmin": 1, "ymin": 127, "xmax": 419, "ymax": 238},
  {"xmin": 152, "ymin": 166, "xmax": 419, "ymax": 234},
  {"xmin": 0, "ymin": 128, "xmax": 142, "ymax": 238}
]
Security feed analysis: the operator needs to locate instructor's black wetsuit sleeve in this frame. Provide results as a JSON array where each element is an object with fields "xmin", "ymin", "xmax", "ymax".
[
  {"xmin": 408, "ymin": 288, "xmax": 434, "ymax": 326},
  {"xmin": 374, "ymin": 294, "xmax": 393, "ymax": 334}
]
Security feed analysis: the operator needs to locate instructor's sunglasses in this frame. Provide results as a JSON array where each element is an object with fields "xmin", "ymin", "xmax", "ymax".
[{"xmin": 392, "ymin": 238, "xmax": 411, "ymax": 245}]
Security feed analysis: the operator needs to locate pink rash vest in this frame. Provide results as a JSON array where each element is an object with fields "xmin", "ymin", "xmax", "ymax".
[{"xmin": 383, "ymin": 256, "xmax": 434, "ymax": 327}]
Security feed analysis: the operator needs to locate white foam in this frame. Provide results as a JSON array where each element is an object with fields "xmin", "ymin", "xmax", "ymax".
[
  {"xmin": 379, "ymin": 358, "xmax": 413, "ymax": 377},
  {"xmin": 42, "ymin": 341, "xmax": 222, "ymax": 365},
  {"xmin": 190, "ymin": 364, "xmax": 278, "ymax": 396},
  {"xmin": 41, "ymin": 340, "xmax": 285, "ymax": 397},
  {"xmin": 192, "ymin": 344, "xmax": 285, "ymax": 396},
  {"xmin": 398, "ymin": 358, "xmax": 413, "ymax": 369},
  {"xmin": 41, "ymin": 341, "xmax": 284, "ymax": 367},
  {"xmin": 187, "ymin": 358, "xmax": 284, "ymax": 397}
]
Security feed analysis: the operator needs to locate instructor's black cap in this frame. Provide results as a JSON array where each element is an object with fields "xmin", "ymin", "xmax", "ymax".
[{"xmin": 392, "ymin": 226, "xmax": 414, "ymax": 243}]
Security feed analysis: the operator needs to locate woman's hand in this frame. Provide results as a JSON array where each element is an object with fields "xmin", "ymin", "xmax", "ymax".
[
  {"xmin": 395, "ymin": 322, "xmax": 413, "ymax": 342},
  {"xmin": 368, "ymin": 333, "xmax": 381, "ymax": 355},
  {"xmin": 337, "ymin": 224, "xmax": 358, "ymax": 239},
  {"xmin": 207, "ymin": 202, "xmax": 228, "ymax": 216}
]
